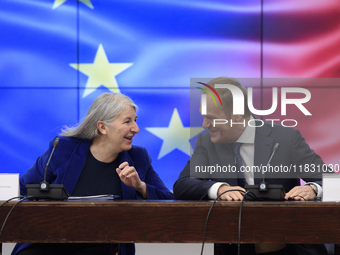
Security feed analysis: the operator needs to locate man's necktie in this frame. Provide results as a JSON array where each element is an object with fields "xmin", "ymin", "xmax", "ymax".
[{"xmin": 233, "ymin": 142, "xmax": 246, "ymax": 187}]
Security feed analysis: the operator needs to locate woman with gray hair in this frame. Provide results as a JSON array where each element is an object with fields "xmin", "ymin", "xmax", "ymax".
[{"xmin": 15, "ymin": 93, "xmax": 174, "ymax": 255}]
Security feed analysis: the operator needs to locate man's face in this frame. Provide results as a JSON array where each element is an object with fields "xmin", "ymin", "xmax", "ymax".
[{"xmin": 200, "ymin": 96, "xmax": 243, "ymax": 143}]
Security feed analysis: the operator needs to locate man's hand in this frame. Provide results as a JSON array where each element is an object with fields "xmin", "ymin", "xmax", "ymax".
[
  {"xmin": 285, "ymin": 185, "xmax": 316, "ymax": 201},
  {"xmin": 217, "ymin": 184, "xmax": 245, "ymax": 201}
]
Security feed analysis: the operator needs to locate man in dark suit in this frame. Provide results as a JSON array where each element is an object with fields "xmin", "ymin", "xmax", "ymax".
[{"xmin": 173, "ymin": 77, "xmax": 329, "ymax": 255}]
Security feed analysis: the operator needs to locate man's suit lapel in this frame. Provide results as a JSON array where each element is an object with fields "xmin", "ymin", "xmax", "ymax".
[
  {"xmin": 215, "ymin": 143, "xmax": 239, "ymax": 186},
  {"xmin": 254, "ymin": 124, "xmax": 275, "ymax": 183}
]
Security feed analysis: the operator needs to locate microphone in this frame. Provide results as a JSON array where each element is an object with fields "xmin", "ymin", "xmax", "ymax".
[
  {"xmin": 258, "ymin": 143, "xmax": 280, "ymax": 192},
  {"xmin": 40, "ymin": 137, "xmax": 60, "ymax": 191},
  {"xmin": 245, "ymin": 142, "xmax": 285, "ymax": 201},
  {"xmin": 26, "ymin": 137, "xmax": 69, "ymax": 200}
]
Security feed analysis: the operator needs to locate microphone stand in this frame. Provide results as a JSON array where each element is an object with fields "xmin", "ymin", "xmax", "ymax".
[
  {"xmin": 245, "ymin": 143, "xmax": 285, "ymax": 201},
  {"xmin": 26, "ymin": 137, "xmax": 69, "ymax": 200}
]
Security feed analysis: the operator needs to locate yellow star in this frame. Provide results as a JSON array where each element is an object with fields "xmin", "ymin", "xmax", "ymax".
[
  {"xmin": 146, "ymin": 108, "xmax": 204, "ymax": 159},
  {"xmin": 70, "ymin": 44, "xmax": 133, "ymax": 97},
  {"xmin": 53, "ymin": 0, "xmax": 94, "ymax": 9}
]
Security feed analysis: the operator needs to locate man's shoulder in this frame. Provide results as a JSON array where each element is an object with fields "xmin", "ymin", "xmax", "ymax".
[
  {"xmin": 259, "ymin": 120, "xmax": 301, "ymax": 137},
  {"xmin": 196, "ymin": 131, "xmax": 227, "ymax": 152},
  {"xmin": 256, "ymin": 121, "xmax": 302, "ymax": 141},
  {"xmin": 198, "ymin": 131, "xmax": 212, "ymax": 141},
  {"xmin": 197, "ymin": 131, "xmax": 215, "ymax": 146}
]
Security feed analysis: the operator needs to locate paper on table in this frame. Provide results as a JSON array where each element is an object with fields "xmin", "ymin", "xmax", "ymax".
[
  {"xmin": 0, "ymin": 173, "xmax": 19, "ymax": 201},
  {"xmin": 322, "ymin": 174, "xmax": 340, "ymax": 202},
  {"xmin": 67, "ymin": 194, "xmax": 121, "ymax": 200}
]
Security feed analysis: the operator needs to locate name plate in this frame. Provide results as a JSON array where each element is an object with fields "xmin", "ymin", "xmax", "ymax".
[
  {"xmin": 0, "ymin": 173, "xmax": 19, "ymax": 201},
  {"xmin": 322, "ymin": 173, "xmax": 340, "ymax": 202}
]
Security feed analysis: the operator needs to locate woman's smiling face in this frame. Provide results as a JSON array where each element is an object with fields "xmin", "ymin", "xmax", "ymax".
[{"xmin": 104, "ymin": 105, "xmax": 139, "ymax": 153}]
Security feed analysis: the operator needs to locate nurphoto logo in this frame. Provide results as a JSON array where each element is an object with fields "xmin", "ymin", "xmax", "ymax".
[{"xmin": 197, "ymin": 82, "xmax": 311, "ymax": 127}]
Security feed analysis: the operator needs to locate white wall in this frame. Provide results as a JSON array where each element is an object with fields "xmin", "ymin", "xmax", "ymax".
[
  {"xmin": 2, "ymin": 243, "xmax": 16, "ymax": 255},
  {"xmin": 136, "ymin": 243, "xmax": 213, "ymax": 255}
]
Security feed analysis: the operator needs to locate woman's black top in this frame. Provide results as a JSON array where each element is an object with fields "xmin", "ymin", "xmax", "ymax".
[{"xmin": 72, "ymin": 150, "xmax": 123, "ymax": 197}]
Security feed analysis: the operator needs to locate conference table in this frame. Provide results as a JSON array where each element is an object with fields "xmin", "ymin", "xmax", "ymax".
[{"xmin": 0, "ymin": 199, "xmax": 340, "ymax": 244}]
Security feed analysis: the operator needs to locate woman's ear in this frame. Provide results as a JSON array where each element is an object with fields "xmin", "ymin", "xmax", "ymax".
[{"xmin": 97, "ymin": 121, "xmax": 107, "ymax": 135}]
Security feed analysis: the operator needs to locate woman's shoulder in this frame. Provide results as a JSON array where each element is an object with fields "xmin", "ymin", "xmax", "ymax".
[
  {"xmin": 129, "ymin": 145, "xmax": 148, "ymax": 155},
  {"xmin": 117, "ymin": 145, "xmax": 150, "ymax": 167},
  {"xmin": 50, "ymin": 136, "xmax": 91, "ymax": 155},
  {"xmin": 56, "ymin": 136, "xmax": 90, "ymax": 146}
]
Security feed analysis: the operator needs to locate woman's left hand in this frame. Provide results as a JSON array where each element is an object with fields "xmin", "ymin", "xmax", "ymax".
[{"xmin": 116, "ymin": 161, "xmax": 148, "ymax": 198}]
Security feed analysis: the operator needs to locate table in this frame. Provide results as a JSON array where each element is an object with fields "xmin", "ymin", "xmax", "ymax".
[{"xmin": 1, "ymin": 200, "xmax": 340, "ymax": 244}]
